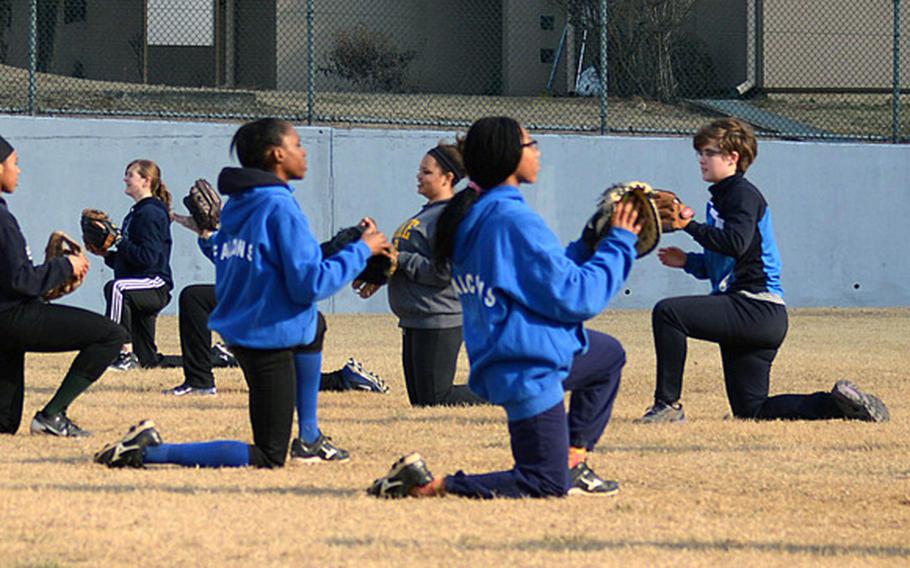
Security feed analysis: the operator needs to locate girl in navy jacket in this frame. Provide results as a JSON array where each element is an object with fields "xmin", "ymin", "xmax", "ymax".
[
  {"xmin": 368, "ymin": 116, "xmax": 642, "ymax": 499},
  {"xmin": 97, "ymin": 160, "xmax": 173, "ymax": 370},
  {"xmin": 640, "ymin": 118, "xmax": 888, "ymax": 424},
  {"xmin": 0, "ymin": 135, "xmax": 128, "ymax": 437},
  {"xmin": 94, "ymin": 119, "xmax": 389, "ymax": 469}
]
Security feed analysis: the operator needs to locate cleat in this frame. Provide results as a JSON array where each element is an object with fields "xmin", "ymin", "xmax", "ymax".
[
  {"xmin": 367, "ymin": 452, "xmax": 434, "ymax": 498},
  {"xmin": 831, "ymin": 380, "xmax": 890, "ymax": 422},
  {"xmin": 568, "ymin": 462, "xmax": 619, "ymax": 496},
  {"xmin": 161, "ymin": 383, "xmax": 217, "ymax": 397},
  {"xmin": 211, "ymin": 342, "xmax": 239, "ymax": 368},
  {"xmin": 109, "ymin": 351, "xmax": 140, "ymax": 372},
  {"xmin": 290, "ymin": 434, "xmax": 350, "ymax": 463},
  {"xmin": 634, "ymin": 401, "xmax": 685, "ymax": 424},
  {"xmin": 341, "ymin": 358, "xmax": 388, "ymax": 393},
  {"xmin": 30, "ymin": 411, "xmax": 91, "ymax": 437},
  {"xmin": 93, "ymin": 420, "xmax": 162, "ymax": 468}
]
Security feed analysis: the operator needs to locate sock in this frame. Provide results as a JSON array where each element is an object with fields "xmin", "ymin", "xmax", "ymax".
[
  {"xmin": 294, "ymin": 351, "xmax": 323, "ymax": 444},
  {"xmin": 42, "ymin": 373, "xmax": 94, "ymax": 416},
  {"xmin": 143, "ymin": 441, "xmax": 251, "ymax": 468},
  {"xmin": 568, "ymin": 446, "xmax": 588, "ymax": 469},
  {"xmin": 319, "ymin": 370, "xmax": 345, "ymax": 392}
]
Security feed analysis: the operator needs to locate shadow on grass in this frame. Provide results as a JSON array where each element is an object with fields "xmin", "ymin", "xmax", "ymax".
[
  {"xmin": 326, "ymin": 535, "xmax": 910, "ymax": 558},
  {"xmin": 2, "ymin": 481, "xmax": 357, "ymax": 498}
]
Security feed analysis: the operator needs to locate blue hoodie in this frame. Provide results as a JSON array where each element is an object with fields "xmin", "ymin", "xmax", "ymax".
[
  {"xmin": 203, "ymin": 168, "xmax": 371, "ymax": 349},
  {"xmin": 104, "ymin": 196, "xmax": 173, "ymax": 289},
  {"xmin": 452, "ymin": 185, "xmax": 637, "ymax": 421}
]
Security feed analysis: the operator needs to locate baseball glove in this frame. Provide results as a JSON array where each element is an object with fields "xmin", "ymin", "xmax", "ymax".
[
  {"xmin": 357, "ymin": 248, "xmax": 397, "ymax": 286},
  {"xmin": 183, "ymin": 178, "xmax": 222, "ymax": 232},
  {"xmin": 581, "ymin": 180, "xmax": 661, "ymax": 258},
  {"xmin": 43, "ymin": 231, "xmax": 84, "ymax": 300},
  {"xmin": 652, "ymin": 189, "xmax": 694, "ymax": 232},
  {"xmin": 80, "ymin": 209, "xmax": 121, "ymax": 255},
  {"xmin": 320, "ymin": 225, "xmax": 365, "ymax": 258}
]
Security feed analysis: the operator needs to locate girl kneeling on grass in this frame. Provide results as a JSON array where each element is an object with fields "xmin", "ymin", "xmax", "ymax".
[
  {"xmin": 94, "ymin": 118, "xmax": 389, "ymax": 468},
  {"xmin": 367, "ymin": 116, "xmax": 641, "ymax": 499}
]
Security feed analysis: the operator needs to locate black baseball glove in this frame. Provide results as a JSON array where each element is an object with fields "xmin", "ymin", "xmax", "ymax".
[
  {"xmin": 80, "ymin": 208, "xmax": 121, "ymax": 255},
  {"xmin": 183, "ymin": 178, "xmax": 222, "ymax": 232},
  {"xmin": 581, "ymin": 180, "xmax": 661, "ymax": 258}
]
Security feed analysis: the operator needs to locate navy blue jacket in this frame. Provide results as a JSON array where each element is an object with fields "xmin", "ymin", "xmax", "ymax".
[
  {"xmin": 683, "ymin": 173, "xmax": 783, "ymax": 299},
  {"xmin": 104, "ymin": 196, "xmax": 173, "ymax": 289},
  {"xmin": 0, "ymin": 196, "xmax": 74, "ymax": 311}
]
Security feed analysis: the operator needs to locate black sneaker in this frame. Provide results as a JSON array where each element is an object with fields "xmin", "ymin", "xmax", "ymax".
[
  {"xmin": 367, "ymin": 452, "xmax": 434, "ymax": 498},
  {"xmin": 109, "ymin": 351, "xmax": 140, "ymax": 372},
  {"xmin": 161, "ymin": 383, "xmax": 217, "ymax": 396},
  {"xmin": 93, "ymin": 420, "xmax": 162, "ymax": 468},
  {"xmin": 341, "ymin": 358, "xmax": 388, "ymax": 393},
  {"xmin": 831, "ymin": 380, "xmax": 890, "ymax": 422},
  {"xmin": 290, "ymin": 434, "xmax": 350, "ymax": 463},
  {"xmin": 634, "ymin": 401, "xmax": 685, "ymax": 424},
  {"xmin": 568, "ymin": 462, "xmax": 619, "ymax": 496},
  {"xmin": 30, "ymin": 410, "xmax": 92, "ymax": 437},
  {"xmin": 211, "ymin": 343, "xmax": 239, "ymax": 368}
]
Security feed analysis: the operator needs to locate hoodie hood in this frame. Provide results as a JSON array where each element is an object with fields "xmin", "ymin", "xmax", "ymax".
[{"xmin": 217, "ymin": 167, "xmax": 288, "ymax": 195}]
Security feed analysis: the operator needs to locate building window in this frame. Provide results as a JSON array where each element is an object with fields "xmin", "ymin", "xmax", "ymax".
[
  {"xmin": 64, "ymin": 0, "xmax": 87, "ymax": 24},
  {"xmin": 540, "ymin": 48, "xmax": 555, "ymax": 64},
  {"xmin": 540, "ymin": 15, "xmax": 555, "ymax": 31}
]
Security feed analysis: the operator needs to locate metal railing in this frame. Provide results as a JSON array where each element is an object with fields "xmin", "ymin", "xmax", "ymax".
[{"xmin": 0, "ymin": 0, "xmax": 905, "ymax": 142}]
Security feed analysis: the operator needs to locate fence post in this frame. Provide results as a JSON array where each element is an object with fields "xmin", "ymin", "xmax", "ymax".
[
  {"xmin": 27, "ymin": 0, "xmax": 37, "ymax": 115},
  {"xmin": 306, "ymin": 0, "xmax": 315, "ymax": 126},
  {"xmin": 893, "ymin": 0, "xmax": 901, "ymax": 143},
  {"xmin": 598, "ymin": 0, "xmax": 607, "ymax": 134}
]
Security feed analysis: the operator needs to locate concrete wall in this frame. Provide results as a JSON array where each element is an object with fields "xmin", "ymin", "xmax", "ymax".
[{"xmin": 1, "ymin": 115, "xmax": 908, "ymax": 317}]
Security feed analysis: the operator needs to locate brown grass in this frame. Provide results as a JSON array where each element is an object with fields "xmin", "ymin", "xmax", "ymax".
[{"xmin": 1, "ymin": 308, "xmax": 908, "ymax": 567}]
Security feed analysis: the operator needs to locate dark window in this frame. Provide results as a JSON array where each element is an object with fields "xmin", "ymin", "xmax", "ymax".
[
  {"xmin": 540, "ymin": 15, "xmax": 554, "ymax": 31},
  {"xmin": 540, "ymin": 48, "xmax": 555, "ymax": 64},
  {"xmin": 64, "ymin": 0, "xmax": 87, "ymax": 24}
]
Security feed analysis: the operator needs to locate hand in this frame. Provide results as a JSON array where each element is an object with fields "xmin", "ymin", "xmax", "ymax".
[
  {"xmin": 657, "ymin": 247, "xmax": 687, "ymax": 268},
  {"xmin": 172, "ymin": 212, "xmax": 203, "ymax": 235},
  {"xmin": 611, "ymin": 201, "xmax": 642, "ymax": 235},
  {"xmin": 360, "ymin": 220, "xmax": 389, "ymax": 255},
  {"xmin": 352, "ymin": 279, "xmax": 380, "ymax": 299},
  {"xmin": 68, "ymin": 252, "xmax": 90, "ymax": 279}
]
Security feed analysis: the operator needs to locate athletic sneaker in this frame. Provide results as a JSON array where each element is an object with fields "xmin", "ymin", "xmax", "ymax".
[
  {"xmin": 109, "ymin": 351, "xmax": 140, "ymax": 372},
  {"xmin": 93, "ymin": 420, "xmax": 162, "ymax": 468},
  {"xmin": 831, "ymin": 380, "xmax": 890, "ymax": 422},
  {"xmin": 568, "ymin": 462, "xmax": 619, "ymax": 496},
  {"xmin": 290, "ymin": 434, "xmax": 350, "ymax": 463},
  {"xmin": 211, "ymin": 342, "xmax": 239, "ymax": 368},
  {"xmin": 161, "ymin": 383, "xmax": 217, "ymax": 396},
  {"xmin": 634, "ymin": 401, "xmax": 685, "ymax": 424},
  {"xmin": 341, "ymin": 358, "xmax": 389, "ymax": 393},
  {"xmin": 30, "ymin": 410, "xmax": 91, "ymax": 437},
  {"xmin": 367, "ymin": 452, "xmax": 434, "ymax": 498}
]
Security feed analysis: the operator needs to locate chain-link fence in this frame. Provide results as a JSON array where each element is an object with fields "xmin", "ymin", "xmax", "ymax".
[{"xmin": 0, "ymin": 0, "xmax": 907, "ymax": 142}]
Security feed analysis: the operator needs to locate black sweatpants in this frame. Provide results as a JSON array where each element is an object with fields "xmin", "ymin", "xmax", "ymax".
[
  {"xmin": 652, "ymin": 293, "xmax": 841, "ymax": 419},
  {"xmin": 401, "ymin": 326, "xmax": 485, "ymax": 407},
  {"xmin": 178, "ymin": 284, "xmax": 218, "ymax": 388},
  {"xmin": 230, "ymin": 314, "xmax": 326, "ymax": 468},
  {"xmin": 104, "ymin": 278, "xmax": 171, "ymax": 367},
  {"xmin": 173, "ymin": 284, "xmax": 350, "ymax": 392},
  {"xmin": 0, "ymin": 300, "xmax": 129, "ymax": 433}
]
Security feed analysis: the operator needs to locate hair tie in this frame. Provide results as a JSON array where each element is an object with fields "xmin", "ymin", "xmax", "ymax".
[{"xmin": 467, "ymin": 181, "xmax": 482, "ymax": 193}]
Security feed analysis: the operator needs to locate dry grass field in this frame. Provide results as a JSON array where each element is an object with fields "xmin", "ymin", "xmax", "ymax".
[{"xmin": 1, "ymin": 308, "xmax": 908, "ymax": 567}]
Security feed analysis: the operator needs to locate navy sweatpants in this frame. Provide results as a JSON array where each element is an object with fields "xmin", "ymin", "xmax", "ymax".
[
  {"xmin": 652, "ymin": 293, "xmax": 841, "ymax": 419},
  {"xmin": 443, "ymin": 329, "xmax": 624, "ymax": 499}
]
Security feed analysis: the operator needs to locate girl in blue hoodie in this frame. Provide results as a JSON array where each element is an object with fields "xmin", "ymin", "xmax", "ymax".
[
  {"xmin": 94, "ymin": 119, "xmax": 389, "ymax": 469},
  {"xmin": 368, "ymin": 116, "xmax": 641, "ymax": 499}
]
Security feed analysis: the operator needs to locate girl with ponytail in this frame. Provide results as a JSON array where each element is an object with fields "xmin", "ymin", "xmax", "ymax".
[{"xmin": 370, "ymin": 116, "xmax": 642, "ymax": 499}]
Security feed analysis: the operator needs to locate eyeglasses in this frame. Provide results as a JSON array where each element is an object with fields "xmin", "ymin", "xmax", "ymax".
[
  {"xmin": 521, "ymin": 140, "xmax": 539, "ymax": 149},
  {"xmin": 696, "ymin": 147, "xmax": 724, "ymax": 158}
]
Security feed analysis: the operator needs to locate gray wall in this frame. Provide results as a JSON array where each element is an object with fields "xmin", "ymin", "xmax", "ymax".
[{"xmin": 1, "ymin": 115, "xmax": 907, "ymax": 316}]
